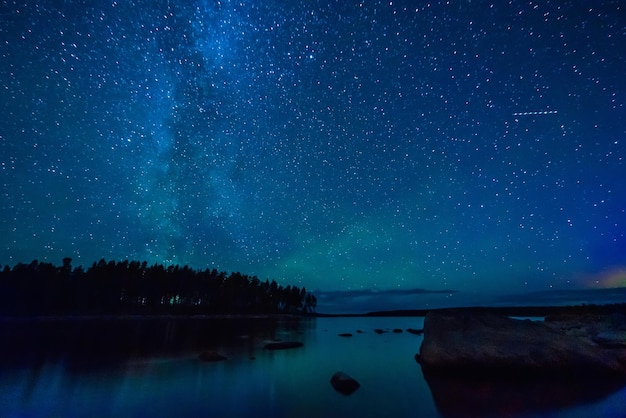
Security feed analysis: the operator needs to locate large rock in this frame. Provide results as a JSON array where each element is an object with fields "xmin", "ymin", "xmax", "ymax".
[
  {"xmin": 417, "ymin": 310, "xmax": 626, "ymax": 376},
  {"xmin": 330, "ymin": 371, "xmax": 360, "ymax": 395}
]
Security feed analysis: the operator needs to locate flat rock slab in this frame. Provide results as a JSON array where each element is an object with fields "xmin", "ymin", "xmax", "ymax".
[
  {"xmin": 418, "ymin": 310, "xmax": 626, "ymax": 376},
  {"xmin": 264, "ymin": 341, "xmax": 304, "ymax": 350},
  {"xmin": 330, "ymin": 371, "xmax": 360, "ymax": 395}
]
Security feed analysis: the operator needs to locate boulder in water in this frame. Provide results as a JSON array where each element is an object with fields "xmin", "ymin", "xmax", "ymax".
[{"xmin": 330, "ymin": 371, "xmax": 360, "ymax": 395}]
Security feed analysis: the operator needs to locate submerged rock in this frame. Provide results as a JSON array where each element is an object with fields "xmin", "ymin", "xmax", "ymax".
[
  {"xmin": 406, "ymin": 328, "xmax": 424, "ymax": 335},
  {"xmin": 330, "ymin": 371, "xmax": 360, "ymax": 395},
  {"xmin": 338, "ymin": 333, "xmax": 353, "ymax": 337},
  {"xmin": 198, "ymin": 351, "xmax": 228, "ymax": 362},
  {"xmin": 264, "ymin": 341, "xmax": 304, "ymax": 350},
  {"xmin": 417, "ymin": 310, "xmax": 626, "ymax": 376},
  {"xmin": 392, "ymin": 328, "xmax": 403, "ymax": 333}
]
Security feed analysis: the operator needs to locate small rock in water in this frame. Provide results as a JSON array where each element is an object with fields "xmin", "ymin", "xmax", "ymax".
[
  {"xmin": 198, "ymin": 351, "xmax": 228, "ymax": 362},
  {"xmin": 393, "ymin": 328, "xmax": 403, "ymax": 333},
  {"xmin": 374, "ymin": 328, "xmax": 386, "ymax": 334},
  {"xmin": 338, "ymin": 333, "xmax": 353, "ymax": 337},
  {"xmin": 406, "ymin": 328, "xmax": 424, "ymax": 335},
  {"xmin": 356, "ymin": 329, "xmax": 364, "ymax": 333},
  {"xmin": 264, "ymin": 341, "xmax": 304, "ymax": 350},
  {"xmin": 330, "ymin": 371, "xmax": 360, "ymax": 395}
]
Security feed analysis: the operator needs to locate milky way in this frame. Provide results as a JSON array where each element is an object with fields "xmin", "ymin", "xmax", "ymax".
[{"xmin": 1, "ymin": 1, "xmax": 625, "ymax": 308}]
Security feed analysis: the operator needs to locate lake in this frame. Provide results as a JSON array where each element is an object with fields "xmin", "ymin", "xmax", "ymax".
[{"xmin": 1, "ymin": 316, "xmax": 625, "ymax": 417}]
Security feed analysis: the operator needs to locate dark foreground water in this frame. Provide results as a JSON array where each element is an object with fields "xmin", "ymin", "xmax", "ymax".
[{"xmin": 0, "ymin": 316, "xmax": 625, "ymax": 417}]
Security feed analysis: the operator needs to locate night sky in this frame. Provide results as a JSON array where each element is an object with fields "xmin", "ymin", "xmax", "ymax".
[{"xmin": 1, "ymin": 1, "xmax": 625, "ymax": 311}]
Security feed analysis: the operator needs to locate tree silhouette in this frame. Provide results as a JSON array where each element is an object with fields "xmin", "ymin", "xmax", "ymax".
[{"xmin": 0, "ymin": 258, "xmax": 317, "ymax": 317}]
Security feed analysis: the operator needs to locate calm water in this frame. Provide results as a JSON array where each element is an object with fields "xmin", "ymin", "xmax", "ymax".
[{"xmin": 0, "ymin": 317, "xmax": 625, "ymax": 417}]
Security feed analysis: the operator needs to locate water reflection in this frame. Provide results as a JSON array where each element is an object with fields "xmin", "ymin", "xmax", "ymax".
[
  {"xmin": 421, "ymin": 368, "xmax": 626, "ymax": 417},
  {"xmin": 0, "ymin": 316, "xmax": 311, "ymax": 368},
  {"xmin": 0, "ymin": 317, "xmax": 314, "ymax": 418},
  {"xmin": 0, "ymin": 316, "xmax": 437, "ymax": 418},
  {"xmin": 3, "ymin": 317, "xmax": 625, "ymax": 417}
]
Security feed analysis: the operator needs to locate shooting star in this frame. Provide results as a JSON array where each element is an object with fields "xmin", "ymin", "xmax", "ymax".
[{"xmin": 513, "ymin": 110, "xmax": 558, "ymax": 116}]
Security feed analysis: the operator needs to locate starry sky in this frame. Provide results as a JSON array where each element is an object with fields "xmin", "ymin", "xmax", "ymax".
[{"xmin": 1, "ymin": 1, "xmax": 625, "ymax": 311}]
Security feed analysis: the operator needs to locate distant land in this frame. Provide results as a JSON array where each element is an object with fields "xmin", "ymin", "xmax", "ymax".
[
  {"xmin": 314, "ymin": 286, "xmax": 626, "ymax": 314},
  {"xmin": 315, "ymin": 303, "xmax": 626, "ymax": 318}
]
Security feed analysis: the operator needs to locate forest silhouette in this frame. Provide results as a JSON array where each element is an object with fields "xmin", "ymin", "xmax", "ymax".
[{"xmin": 0, "ymin": 258, "xmax": 317, "ymax": 316}]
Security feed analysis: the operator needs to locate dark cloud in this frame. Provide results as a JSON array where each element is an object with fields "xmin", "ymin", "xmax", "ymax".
[
  {"xmin": 495, "ymin": 287, "xmax": 626, "ymax": 307},
  {"xmin": 315, "ymin": 288, "xmax": 458, "ymax": 314}
]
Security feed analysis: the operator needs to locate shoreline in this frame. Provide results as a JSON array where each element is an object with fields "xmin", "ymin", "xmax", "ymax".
[
  {"xmin": 4, "ymin": 302, "xmax": 625, "ymax": 321},
  {"xmin": 0, "ymin": 313, "xmax": 309, "ymax": 322}
]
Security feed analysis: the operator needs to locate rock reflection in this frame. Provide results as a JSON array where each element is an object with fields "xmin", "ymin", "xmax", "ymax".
[{"xmin": 421, "ymin": 368, "xmax": 626, "ymax": 417}]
